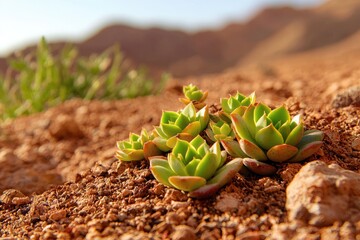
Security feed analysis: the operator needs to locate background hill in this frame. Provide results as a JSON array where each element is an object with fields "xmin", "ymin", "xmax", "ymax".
[{"xmin": 2, "ymin": 1, "xmax": 360, "ymax": 78}]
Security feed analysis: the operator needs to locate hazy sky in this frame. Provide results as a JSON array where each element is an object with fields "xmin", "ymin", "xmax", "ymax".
[{"xmin": 0, "ymin": 0, "xmax": 324, "ymax": 56}]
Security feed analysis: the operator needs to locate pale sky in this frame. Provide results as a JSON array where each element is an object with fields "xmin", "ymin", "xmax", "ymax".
[{"xmin": 0, "ymin": 0, "xmax": 324, "ymax": 56}]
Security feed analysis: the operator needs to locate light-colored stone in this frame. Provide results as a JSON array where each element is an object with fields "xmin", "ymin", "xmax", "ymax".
[
  {"xmin": 49, "ymin": 114, "xmax": 85, "ymax": 139},
  {"xmin": 172, "ymin": 225, "xmax": 196, "ymax": 240},
  {"xmin": 286, "ymin": 161, "xmax": 360, "ymax": 227},
  {"xmin": 352, "ymin": 137, "xmax": 360, "ymax": 151},
  {"xmin": 214, "ymin": 194, "xmax": 240, "ymax": 212}
]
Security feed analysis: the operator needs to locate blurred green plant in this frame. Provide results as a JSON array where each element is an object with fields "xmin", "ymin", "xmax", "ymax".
[
  {"xmin": 179, "ymin": 83, "xmax": 208, "ymax": 109},
  {"xmin": 0, "ymin": 37, "xmax": 168, "ymax": 121}
]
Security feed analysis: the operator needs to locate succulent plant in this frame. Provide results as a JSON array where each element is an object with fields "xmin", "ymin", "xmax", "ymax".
[
  {"xmin": 219, "ymin": 92, "xmax": 256, "ymax": 123},
  {"xmin": 205, "ymin": 119, "xmax": 248, "ymax": 158},
  {"xmin": 153, "ymin": 102, "xmax": 209, "ymax": 152},
  {"xmin": 231, "ymin": 103, "xmax": 324, "ymax": 175},
  {"xmin": 179, "ymin": 84, "xmax": 208, "ymax": 109},
  {"xmin": 149, "ymin": 135, "xmax": 243, "ymax": 198},
  {"xmin": 116, "ymin": 129, "xmax": 162, "ymax": 161}
]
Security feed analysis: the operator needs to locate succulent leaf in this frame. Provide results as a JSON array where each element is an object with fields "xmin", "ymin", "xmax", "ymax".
[
  {"xmin": 161, "ymin": 123, "xmax": 182, "ymax": 137},
  {"xmin": 195, "ymin": 152, "xmax": 218, "ymax": 180},
  {"xmin": 239, "ymin": 139, "xmax": 268, "ymax": 161},
  {"xmin": 231, "ymin": 114, "xmax": 256, "ymax": 143},
  {"xmin": 268, "ymin": 105, "xmax": 290, "ymax": 125},
  {"xmin": 255, "ymin": 124, "xmax": 284, "ymax": 150},
  {"xmin": 242, "ymin": 158, "xmax": 277, "ymax": 175},
  {"xmin": 169, "ymin": 154, "xmax": 189, "ymax": 176},
  {"xmin": 221, "ymin": 139, "xmax": 248, "ymax": 158},
  {"xmin": 288, "ymin": 141, "xmax": 323, "ymax": 163},
  {"xmin": 168, "ymin": 176, "xmax": 206, "ymax": 192},
  {"xmin": 254, "ymin": 103, "xmax": 271, "ymax": 122},
  {"xmin": 150, "ymin": 165, "xmax": 176, "ymax": 187},
  {"xmin": 285, "ymin": 122, "xmax": 304, "ymax": 146},
  {"xmin": 267, "ymin": 144, "xmax": 298, "ymax": 162}
]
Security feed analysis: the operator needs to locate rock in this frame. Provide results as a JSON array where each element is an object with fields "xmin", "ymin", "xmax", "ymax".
[
  {"xmin": 214, "ymin": 194, "xmax": 240, "ymax": 212},
  {"xmin": 352, "ymin": 137, "xmax": 360, "ymax": 151},
  {"xmin": 332, "ymin": 85, "xmax": 360, "ymax": 108},
  {"xmin": 49, "ymin": 114, "xmax": 85, "ymax": 139},
  {"xmin": 171, "ymin": 225, "xmax": 196, "ymax": 240},
  {"xmin": 286, "ymin": 161, "xmax": 360, "ymax": 227}
]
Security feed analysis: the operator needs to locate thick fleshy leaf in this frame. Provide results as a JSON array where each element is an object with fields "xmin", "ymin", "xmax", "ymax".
[
  {"xmin": 181, "ymin": 121, "xmax": 201, "ymax": 136},
  {"xmin": 177, "ymin": 133, "xmax": 195, "ymax": 142},
  {"xmin": 152, "ymin": 137, "xmax": 171, "ymax": 152},
  {"xmin": 243, "ymin": 105, "xmax": 256, "ymax": 138},
  {"xmin": 175, "ymin": 113, "xmax": 190, "ymax": 130},
  {"xmin": 221, "ymin": 98, "xmax": 232, "ymax": 114},
  {"xmin": 205, "ymin": 128, "xmax": 216, "ymax": 142},
  {"xmin": 268, "ymin": 105, "xmax": 290, "ymax": 125},
  {"xmin": 154, "ymin": 126, "xmax": 168, "ymax": 139},
  {"xmin": 218, "ymin": 111, "xmax": 231, "ymax": 124},
  {"xmin": 278, "ymin": 121, "xmax": 291, "ymax": 140},
  {"xmin": 231, "ymin": 114, "xmax": 256, "ymax": 143},
  {"xmin": 161, "ymin": 111, "xmax": 179, "ymax": 124},
  {"xmin": 285, "ymin": 122, "xmax": 304, "ymax": 146},
  {"xmin": 161, "ymin": 123, "xmax": 182, "ymax": 138},
  {"xmin": 172, "ymin": 139, "xmax": 189, "ymax": 157},
  {"xmin": 195, "ymin": 153, "xmax": 218, "ymax": 180},
  {"xmin": 239, "ymin": 139, "xmax": 268, "ymax": 161},
  {"xmin": 267, "ymin": 144, "xmax": 298, "ymax": 162},
  {"xmin": 188, "ymin": 159, "xmax": 243, "ymax": 198},
  {"xmin": 254, "ymin": 103, "xmax": 271, "ymax": 122},
  {"xmin": 188, "ymin": 183, "xmax": 221, "ymax": 199},
  {"xmin": 209, "ymin": 141, "xmax": 223, "ymax": 168},
  {"xmin": 185, "ymin": 159, "xmax": 201, "ymax": 176},
  {"xmin": 182, "ymin": 103, "xmax": 196, "ymax": 120},
  {"xmin": 179, "ymin": 97, "xmax": 191, "ymax": 105},
  {"xmin": 196, "ymin": 105, "xmax": 210, "ymax": 130},
  {"xmin": 190, "ymin": 135, "xmax": 206, "ymax": 149},
  {"xmin": 288, "ymin": 141, "xmax": 323, "ymax": 163},
  {"xmin": 186, "ymin": 90, "xmax": 203, "ymax": 101},
  {"xmin": 298, "ymin": 130, "xmax": 324, "ymax": 147},
  {"xmin": 255, "ymin": 113, "xmax": 268, "ymax": 131},
  {"xmin": 126, "ymin": 150, "xmax": 145, "ymax": 161},
  {"xmin": 184, "ymin": 145, "xmax": 200, "ymax": 165},
  {"xmin": 150, "ymin": 166, "xmax": 175, "ymax": 187},
  {"xmin": 207, "ymin": 158, "xmax": 243, "ymax": 185},
  {"xmin": 197, "ymin": 143, "xmax": 210, "ymax": 157},
  {"xmin": 221, "ymin": 140, "xmax": 248, "ymax": 158},
  {"xmin": 168, "ymin": 176, "xmax": 206, "ymax": 192},
  {"xmin": 169, "ymin": 154, "xmax": 189, "ymax": 176},
  {"xmin": 199, "ymin": 91, "xmax": 208, "ymax": 102},
  {"xmin": 149, "ymin": 156, "xmax": 168, "ymax": 167},
  {"xmin": 290, "ymin": 114, "xmax": 302, "ymax": 130},
  {"xmin": 129, "ymin": 133, "xmax": 140, "ymax": 142},
  {"xmin": 243, "ymin": 158, "xmax": 277, "ymax": 175},
  {"xmin": 220, "ymin": 122, "xmax": 232, "ymax": 136},
  {"xmin": 231, "ymin": 106, "xmax": 247, "ymax": 116},
  {"xmin": 255, "ymin": 124, "xmax": 284, "ymax": 150}
]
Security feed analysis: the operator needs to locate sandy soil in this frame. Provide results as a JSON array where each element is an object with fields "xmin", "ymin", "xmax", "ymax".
[{"xmin": 0, "ymin": 40, "xmax": 360, "ymax": 239}]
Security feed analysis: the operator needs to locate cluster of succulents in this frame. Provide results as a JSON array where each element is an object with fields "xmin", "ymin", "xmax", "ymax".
[{"xmin": 116, "ymin": 84, "xmax": 324, "ymax": 198}]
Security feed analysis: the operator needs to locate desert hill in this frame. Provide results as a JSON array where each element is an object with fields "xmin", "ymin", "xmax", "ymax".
[{"xmin": 2, "ymin": 2, "xmax": 360, "ymax": 77}]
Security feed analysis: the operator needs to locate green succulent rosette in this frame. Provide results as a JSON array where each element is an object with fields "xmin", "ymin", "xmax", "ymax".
[
  {"xmin": 231, "ymin": 103, "xmax": 324, "ymax": 175},
  {"xmin": 116, "ymin": 129, "xmax": 162, "ymax": 161},
  {"xmin": 153, "ymin": 102, "xmax": 209, "ymax": 152},
  {"xmin": 179, "ymin": 84, "xmax": 208, "ymax": 109},
  {"xmin": 149, "ymin": 135, "xmax": 243, "ymax": 198},
  {"xmin": 219, "ymin": 92, "xmax": 256, "ymax": 123},
  {"xmin": 205, "ymin": 119, "xmax": 247, "ymax": 158}
]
